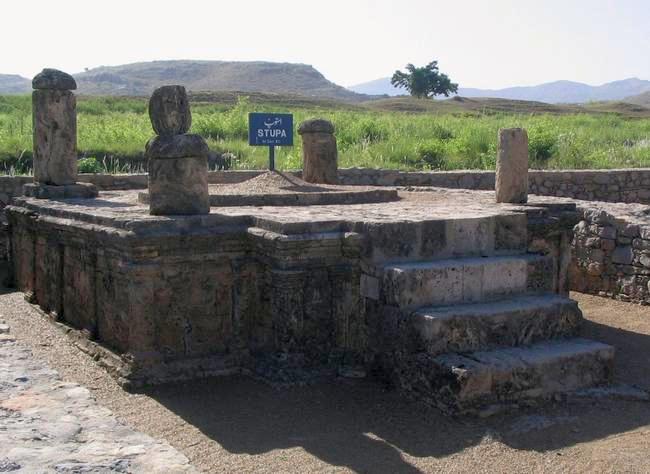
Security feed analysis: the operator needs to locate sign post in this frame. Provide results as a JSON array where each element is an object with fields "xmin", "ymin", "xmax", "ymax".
[
  {"xmin": 269, "ymin": 143, "xmax": 275, "ymax": 171},
  {"xmin": 248, "ymin": 113, "xmax": 294, "ymax": 171}
]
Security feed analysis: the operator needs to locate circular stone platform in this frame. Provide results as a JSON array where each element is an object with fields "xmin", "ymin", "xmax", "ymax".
[{"xmin": 138, "ymin": 171, "xmax": 399, "ymax": 207}]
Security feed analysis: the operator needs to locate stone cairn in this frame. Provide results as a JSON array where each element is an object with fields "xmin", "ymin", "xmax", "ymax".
[
  {"xmin": 495, "ymin": 128, "xmax": 528, "ymax": 203},
  {"xmin": 24, "ymin": 69, "xmax": 98, "ymax": 199},
  {"xmin": 298, "ymin": 119, "xmax": 338, "ymax": 184},
  {"xmin": 145, "ymin": 85, "xmax": 209, "ymax": 215}
]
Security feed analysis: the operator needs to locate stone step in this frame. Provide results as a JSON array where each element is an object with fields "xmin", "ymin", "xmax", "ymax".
[
  {"xmin": 383, "ymin": 254, "xmax": 554, "ymax": 310},
  {"xmin": 431, "ymin": 338, "xmax": 614, "ymax": 413},
  {"xmin": 412, "ymin": 294, "xmax": 582, "ymax": 356},
  {"xmin": 358, "ymin": 212, "xmax": 527, "ymax": 263}
]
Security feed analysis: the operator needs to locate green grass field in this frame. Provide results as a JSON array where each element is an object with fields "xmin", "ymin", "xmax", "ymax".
[{"xmin": 1, "ymin": 93, "xmax": 649, "ymax": 174}]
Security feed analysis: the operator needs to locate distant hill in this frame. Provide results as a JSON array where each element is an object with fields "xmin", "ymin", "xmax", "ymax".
[
  {"xmin": 0, "ymin": 60, "xmax": 371, "ymax": 102},
  {"xmin": 0, "ymin": 74, "xmax": 31, "ymax": 94},
  {"xmin": 4, "ymin": 61, "xmax": 650, "ymax": 108},
  {"xmin": 349, "ymin": 77, "xmax": 650, "ymax": 104},
  {"xmin": 348, "ymin": 77, "xmax": 395, "ymax": 96},
  {"xmin": 71, "ymin": 60, "xmax": 369, "ymax": 101},
  {"xmin": 625, "ymin": 91, "xmax": 650, "ymax": 107},
  {"xmin": 361, "ymin": 96, "xmax": 650, "ymax": 118}
]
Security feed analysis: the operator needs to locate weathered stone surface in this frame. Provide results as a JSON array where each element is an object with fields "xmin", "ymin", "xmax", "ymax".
[
  {"xmin": 383, "ymin": 254, "xmax": 549, "ymax": 310},
  {"xmin": 612, "ymin": 246, "xmax": 634, "ymax": 265},
  {"xmin": 32, "ymin": 68, "xmax": 77, "ymax": 90},
  {"xmin": 148, "ymin": 156, "xmax": 209, "ymax": 215},
  {"xmin": 598, "ymin": 226, "xmax": 617, "ymax": 239},
  {"xmin": 148, "ymin": 85, "xmax": 191, "ymax": 136},
  {"xmin": 496, "ymin": 128, "xmax": 528, "ymax": 203},
  {"xmin": 6, "ymin": 186, "xmax": 591, "ymax": 410},
  {"xmin": 139, "ymin": 182, "xmax": 398, "ymax": 207},
  {"xmin": 412, "ymin": 294, "xmax": 581, "ymax": 355},
  {"xmin": 0, "ymin": 328, "xmax": 196, "ymax": 472},
  {"xmin": 1, "ymin": 167, "xmax": 650, "ymax": 213},
  {"xmin": 299, "ymin": 119, "xmax": 338, "ymax": 184},
  {"xmin": 298, "ymin": 118, "xmax": 335, "ymax": 134},
  {"xmin": 32, "ymin": 89, "xmax": 77, "ymax": 185},
  {"xmin": 23, "ymin": 182, "xmax": 98, "ymax": 199},
  {"xmin": 431, "ymin": 338, "xmax": 614, "ymax": 412},
  {"xmin": 145, "ymin": 133, "xmax": 209, "ymax": 159}
]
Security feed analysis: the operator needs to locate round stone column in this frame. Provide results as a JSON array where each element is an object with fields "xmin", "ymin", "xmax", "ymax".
[
  {"xmin": 495, "ymin": 128, "xmax": 529, "ymax": 203},
  {"xmin": 32, "ymin": 69, "xmax": 78, "ymax": 185},
  {"xmin": 298, "ymin": 119, "xmax": 338, "ymax": 185},
  {"xmin": 146, "ymin": 85, "xmax": 210, "ymax": 215}
]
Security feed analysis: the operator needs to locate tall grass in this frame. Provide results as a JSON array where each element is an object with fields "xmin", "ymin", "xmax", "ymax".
[{"xmin": 1, "ymin": 94, "xmax": 649, "ymax": 174}]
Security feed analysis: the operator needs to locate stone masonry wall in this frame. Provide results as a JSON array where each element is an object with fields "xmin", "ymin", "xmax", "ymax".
[
  {"xmin": 570, "ymin": 200, "xmax": 650, "ymax": 304},
  {"xmin": 3, "ymin": 169, "xmax": 650, "ymax": 303},
  {"xmin": 336, "ymin": 168, "xmax": 650, "ymax": 204},
  {"xmin": 0, "ymin": 168, "xmax": 649, "ymax": 210}
]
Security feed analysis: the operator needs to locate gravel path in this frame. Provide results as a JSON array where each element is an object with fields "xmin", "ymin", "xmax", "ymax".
[
  {"xmin": 0, "ymin": 316, "xmax": 195, "ymax": 473},
  {"xmin": 2, "ymin": 287, "xmax": 650, "ymax": 473}
]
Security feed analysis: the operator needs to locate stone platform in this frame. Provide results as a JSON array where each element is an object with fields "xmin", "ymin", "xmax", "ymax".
[
  {"xmin": 138, "ymin": 171, "xmax": 399, "ymax": 207},
  {"xmin": 6, "ymin": 185, "xmax": 614, "ymax": 413}
]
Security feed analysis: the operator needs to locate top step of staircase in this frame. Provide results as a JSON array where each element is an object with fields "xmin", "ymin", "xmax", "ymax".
[
  {"xmin": 383, "ymin": 254, "xmax": 555, "ymax": 310},
  {"xmin": 357, "ymin": 212, "xmax": 527, "ymax": 263}
]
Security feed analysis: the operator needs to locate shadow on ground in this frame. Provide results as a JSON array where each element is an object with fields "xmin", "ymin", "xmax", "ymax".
[{"xmin": 144, "ymin": 310, "xmax": 650, "ymax": 473}]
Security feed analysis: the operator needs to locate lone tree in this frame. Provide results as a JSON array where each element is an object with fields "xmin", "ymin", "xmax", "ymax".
[{"xmin": 391, "ymin": 61, "xmax": 458, "ymax": 99}]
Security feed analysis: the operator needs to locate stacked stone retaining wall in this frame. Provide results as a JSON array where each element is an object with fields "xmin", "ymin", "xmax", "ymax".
[
  {"xmin": 336, "ymin": 168, "xmax": 650, "ymax": 204},
  {"xmin": 0, "ymin": 168, "xmax": 649, "ymax": 208},
  {"xmin": 569, "ymin": 201, "xmax": 650, "ymax": 304}
]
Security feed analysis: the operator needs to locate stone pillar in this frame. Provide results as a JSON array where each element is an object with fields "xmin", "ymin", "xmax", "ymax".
[
  {"xmin": 495, "ymin": 128, "xmax": 528, "ymax": 203},
  {"xmin": 298, "ymin": 119, "xmax": 338, "ymax": 184},
  {"xmin": 146, "ymin": 85, "xmax": 209, "ymax": 215},
  {"xmin": 24, "ymin": 69, "xmax": 97, "ymax": 199}
]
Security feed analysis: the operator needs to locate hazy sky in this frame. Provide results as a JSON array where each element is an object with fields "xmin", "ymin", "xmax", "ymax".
[{"xmin": 4, "ymin": 0, "xmax": 649, "ymax": 89}]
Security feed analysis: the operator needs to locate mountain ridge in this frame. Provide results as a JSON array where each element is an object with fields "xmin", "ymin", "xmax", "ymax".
[
  {"xmin": 625, "ymin": 91, "xmax": 650, "ymax": 107},
  {"xmin": 0, "ymin": 60, "xmax": 371, "ymax": 102},
  {"xmin": 2, "ymin": 61, "xmax": 649, "ymax": 106},
  {"xmin": 0, "ymin": 74, "xmax": 32, "ymax": 94},
  {"xmin": 349, "ymin": 77, "xmax": 650, "ymax": 104}
]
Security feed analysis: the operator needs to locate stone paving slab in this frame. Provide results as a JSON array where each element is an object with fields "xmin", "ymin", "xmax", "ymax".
[
  {"xmin": 0, "ymin": 321, "xmax": 196, "ymax": 473},
  {"xmin": 10, "ymin": 187, "xmax": 542, "ymax": 237}
]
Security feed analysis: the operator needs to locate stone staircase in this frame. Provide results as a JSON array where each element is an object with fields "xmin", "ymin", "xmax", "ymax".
[{"xmin": 374, "ymin": 213, "xmax": 615, "ymax": 415}]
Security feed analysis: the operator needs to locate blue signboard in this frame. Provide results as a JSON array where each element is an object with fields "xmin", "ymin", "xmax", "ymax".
[{"xmin": 248, "ymin": 113, "xmax": 294, "ymax": 146}]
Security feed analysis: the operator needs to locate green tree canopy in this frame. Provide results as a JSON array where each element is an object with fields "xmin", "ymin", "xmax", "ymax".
[{"xmin": 391, "ymin": 61, "xmax": 458, "ymax": 99}]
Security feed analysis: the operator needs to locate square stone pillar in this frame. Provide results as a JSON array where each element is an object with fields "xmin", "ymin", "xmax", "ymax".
[
  {"xmin": 25, "ymin": 68, "xmax": 97, "ymax": 199},
  {"xmin": 32, "ymin": 89, "xmax": 77, "ymax": 185},
  {"xmin": 495, "ymin": 128, "xmax": 528, "ymax": 203},
  {"xmin": 298, "ymin": 119, "xmax": 338, "ymax": 185},
  {"xmin": 145, "ymin": 85, "xmax": 209, "ymax": 215},
  {"xmin": 147, "ymin": 144, "xmax": 210, "ymax": 215}
]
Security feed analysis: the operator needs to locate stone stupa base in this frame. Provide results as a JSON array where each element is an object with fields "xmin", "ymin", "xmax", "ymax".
[{"xmin": 138, "ymin": 171, "xmax": 399, "ymax": 207}]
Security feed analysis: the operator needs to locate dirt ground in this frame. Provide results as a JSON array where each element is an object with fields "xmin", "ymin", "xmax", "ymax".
[{"xmin": 2, "ymin": 288, "xmax": 650, "ymax": 473}]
